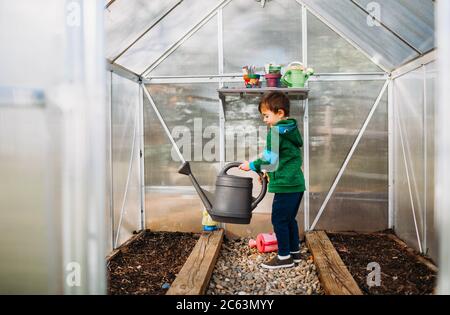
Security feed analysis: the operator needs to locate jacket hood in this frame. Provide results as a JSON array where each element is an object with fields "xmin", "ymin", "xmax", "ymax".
[{"xmin": 273, "ymin": 118, "xmax": 303, "ymax": 147}]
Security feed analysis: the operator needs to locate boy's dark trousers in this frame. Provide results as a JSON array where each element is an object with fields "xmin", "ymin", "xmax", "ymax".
[{"xmin": 271, "ymin": 192, "xmax": 304, "ymax": 257}]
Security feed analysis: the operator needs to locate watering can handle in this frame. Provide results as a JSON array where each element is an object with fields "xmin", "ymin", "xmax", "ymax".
[
  {"xmin": 281, "ymin": 70, "xmax": 292, "ymax": 87},
  {"xmin": 287, "ymin": 61, "xmax": 304, "ymax": 68},
  {"xmin": 219, "ymin": 162, "xmax": 268, "ymax": 211}
]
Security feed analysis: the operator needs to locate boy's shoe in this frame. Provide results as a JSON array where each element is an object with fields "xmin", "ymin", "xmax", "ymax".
[
  {"xmin": 291, "ymin": 252, "xmax": 302, "ymax": 263},
  {"xmin": 261, "ymin": 256, "xmax": 294, "ymax": 270}
]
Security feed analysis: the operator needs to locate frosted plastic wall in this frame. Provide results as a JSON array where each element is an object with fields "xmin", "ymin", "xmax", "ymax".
[
  {"xmin": 111, "ymin": 73, "xmax": 141, "ymax": 247},
  {"xmin": 0, "ymin": 0, "xmax": 66, "ymax": 294},
  {"xmin": 150, "ymin": 17, "xmax": 218, "ymax": 76},
  {"xmin": 0, "ymin": 107, "xmax": 60, "ymax": 294},
  {"xmin": 394, "ymin": 63, "xmax": 436, "ymax": 261},
  {"xmin": 308, "ymin": 80, "xmax": 388, "ymax": 231},
  {"xmin": 144, "ymin": 84, "xmax": 219, "ymax": 232},
  {"xmin": 425, "ymin": 61, "xmax": 437, "ymax": 261},
  {"xmin": 105, "ymin": 71, "xmax": 113, "ymax": 253},
  {"xmin": 223, "ymin": 0, "xmax": 301, "ymax": 73},
  {"xmin": 394, "ymin": 69, "xmax": 423, "ymax": 253},
  {"xmin": 0, "ymin": 0, "xmax": 65, "ymax": 88},
  {"xmin": 1, "ymin": 0, "xmax": 106, "ymax": 294}
]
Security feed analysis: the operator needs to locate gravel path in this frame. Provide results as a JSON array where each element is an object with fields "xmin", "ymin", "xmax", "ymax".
[{"xmin": 206, "ymin": 238, "xmax": 324, "ymax": 295}]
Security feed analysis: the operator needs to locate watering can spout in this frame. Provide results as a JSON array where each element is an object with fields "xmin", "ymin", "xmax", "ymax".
[{"xmin": 178, "ymin": 161, "xmax": 214, "ymax": 212}]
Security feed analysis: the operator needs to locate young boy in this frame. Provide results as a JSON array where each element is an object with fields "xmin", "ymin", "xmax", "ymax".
[{"xmin": 239, "ymin": 91, "xmax": 305, "ymax": 269}]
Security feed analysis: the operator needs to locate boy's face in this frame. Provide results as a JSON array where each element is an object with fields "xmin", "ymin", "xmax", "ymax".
[{"xmin": 261, "ymin": 105, "xmax": 285, "ymax": 127}]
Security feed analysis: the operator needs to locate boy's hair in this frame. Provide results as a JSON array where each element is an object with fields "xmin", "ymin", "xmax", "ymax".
[{"xmin": 258, "ymin": 91, "xmax": 290, "ymax": 116}]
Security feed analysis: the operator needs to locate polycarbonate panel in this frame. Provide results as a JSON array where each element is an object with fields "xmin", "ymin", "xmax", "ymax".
[
  {"xmin": 308, "ymin": 80, "xmax": 387, "ymax": 230},
  {"xmin": 105, "ymin": 71, "xmax": 113, "ymax": 253},
  {"xmin": 315, "ymin": 89, "xmax": 388, "ymax": 231},
  {"xmin": 0, "ymin": 108, "xmax": 59, "ymax": 294},
  {"xmin": 0, "ymin": 0, "xmax": 66, "ymax": 88},
  {"xmin": 302, "ymin": 0, "xmax": 418, "ymax": 71},
  {"xmin": 149, "ymin": 16, "xmax": 218, "ymax": 76},
  {"xmin": 111, "ymin": 73, "xmax": 141, "ymax": 247},
  {"xmin": 0, "ymin": 0, "xmax": 67, "ymax": 294},
  {"xmin": 105, "ymin": 0, "xmax": 181, "ymax": 60},
  {"xmin": 144, "ymin": 83, "xmax": 220, "ymax": 187},
  {"xmin": 307, "ymin": 12, "xmax": 381, "ymax": 73},
  {"xmin": 1, "ymin": 0, "xmax": 107, "ymax": 294},
  {"xmin": 394, "ymin": 68, "xmax": 425, "ymax": 253},
  {"xmin": 223, "ymin": 0, "xmax": 301, "ymax": 73},
  {"xmin": 117, "ymin": 0, "xmax": 223, "ymax": 74},
  {"xmin": 144, "ymin": 83, "xmax": 219, "ymax": 231},
  {"xmin": 221, "ymin": 87, "xmax": 267, "ymax": 163},
  {"xmin": 145, "ymin": 187, "xmax": 204, "ymax": 233},
  {"xmin": 424, "ymin": 61, "xmax": 437, "ymax": 261},
  {"xmin": 354, "ymin": 0, "xmax": 435, "ymax": 53}
]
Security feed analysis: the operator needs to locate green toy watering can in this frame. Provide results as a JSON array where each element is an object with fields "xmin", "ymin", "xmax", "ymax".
[{"xmin": 281, "ymin": 61, "xmax": 314, "ymax": 88}]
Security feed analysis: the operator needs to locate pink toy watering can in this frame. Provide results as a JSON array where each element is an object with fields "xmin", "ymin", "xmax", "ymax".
[{"xmin": 248, "ymin": 233, "xmax": 278, "ymax": 253}]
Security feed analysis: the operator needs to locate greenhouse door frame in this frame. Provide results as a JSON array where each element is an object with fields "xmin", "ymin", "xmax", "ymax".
[{"xmin": 106, "ymin": 64, "xmax": 146, "ymax": 250}]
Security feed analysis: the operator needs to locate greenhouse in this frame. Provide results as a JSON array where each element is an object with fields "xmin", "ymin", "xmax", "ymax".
[{"xmin": 1, "ymin": 0, "xmax": 449, "ymax": 296}]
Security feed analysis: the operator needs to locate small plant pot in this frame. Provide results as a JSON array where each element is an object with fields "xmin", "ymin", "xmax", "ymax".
[
  {"xmin": 247, "ymin": 74, "xmax": 261, "ymax": 88},
  {"xmin": 265, "ymin": 73, "xmax": 281, "ymax": 87}
]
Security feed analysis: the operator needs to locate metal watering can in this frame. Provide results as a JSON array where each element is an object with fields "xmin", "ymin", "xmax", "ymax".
[
  {"xmin": 281, "ymin": 61, "xmax": 313, "ymax": 88},
  {"xmin": 178, "ymin": 161, "xmax": 268, "ymax": 224}
]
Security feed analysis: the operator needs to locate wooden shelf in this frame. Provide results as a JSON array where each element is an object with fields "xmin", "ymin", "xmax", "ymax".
[{"xmin": 218, "ymin": 87, "xmax": 309, "ymax": 100}]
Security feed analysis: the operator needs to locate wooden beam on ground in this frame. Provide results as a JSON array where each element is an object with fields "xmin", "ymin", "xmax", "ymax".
[
  {"xmin": 385, "ymin": 234, "xmax": 438, "ymax": 273},
  {"xmin": 306, "ymin": 231, "xmax": 363, "ymax": 295},
  {"xmin": 167, "ymin": 229, "xmax": 224, "ymax": 295},
  {"xmin": 106, "ymin": 230, "xmax": 146, "ymax": 262}
]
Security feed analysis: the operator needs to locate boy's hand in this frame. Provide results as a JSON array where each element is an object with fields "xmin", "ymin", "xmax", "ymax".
[
  {"xmin": 239, "ymin": 161, "xmax": 251, "ymax": 171},
  {"xmin": 258, "ymin": 171, "xmax": 269, "ymax": 184}
]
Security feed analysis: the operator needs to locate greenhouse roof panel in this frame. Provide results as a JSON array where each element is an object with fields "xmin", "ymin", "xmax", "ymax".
[
  {"xmin": 105, "ymin": 0, "xmax": 436, "ymax": 74},
  {"xmin": 115, "ymin": 0, "xmax": 228, "ymax": 75},
  {"xmin": 354, "ymin": 0, "xmax": 435, "ymax": 54},
  {"xmin": 301, "ymin": 0, "xmax": 420, "ymax": 71},
  {"xmin": 105, "ymin": 0, "xmax": 182, "ymax": 61}
]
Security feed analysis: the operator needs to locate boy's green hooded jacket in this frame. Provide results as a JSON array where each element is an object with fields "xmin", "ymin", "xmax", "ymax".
[{"xmin": 249, "ymin": 118, "xmax": 305, "ymax": 193}]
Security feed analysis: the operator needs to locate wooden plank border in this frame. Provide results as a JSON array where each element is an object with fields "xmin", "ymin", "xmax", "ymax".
[
  {"xmin": 106, "ymin": 230, "xmax": 146, "ymax": 262},
  {"xmin": 305, "ymin": 231, "xmax": 363, "ymax": 295},
  {"xmin": 167, "ymin": 229, "xmax": 224, "ymax": 295},
  {"xmin": 385, "ymin": 233, "xmax": 438, "ymax": 273}
]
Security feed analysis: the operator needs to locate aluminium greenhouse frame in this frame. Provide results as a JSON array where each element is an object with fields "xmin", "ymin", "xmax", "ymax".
[{"xmin": 107, "ymin": 0, "xmax": 406, "ymax": 241}]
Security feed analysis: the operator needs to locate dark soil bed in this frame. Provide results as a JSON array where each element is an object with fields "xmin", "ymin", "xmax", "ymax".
[
  {"xmin": 327, "ymin": 231, "xmax": 437, "ymax": 295},
  {"xmin": 107, "ymin": 230, "xmax": 199, "ymax": 295}
]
